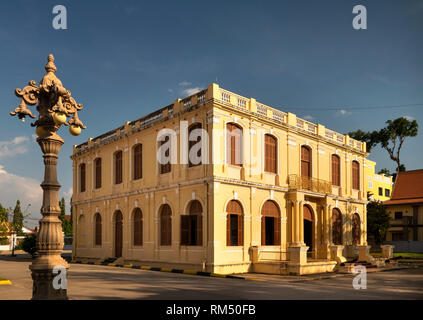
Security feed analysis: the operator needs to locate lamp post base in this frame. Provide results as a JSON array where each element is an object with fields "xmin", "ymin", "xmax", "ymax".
[{"xmin": 31, "ymin": 269, "xmax": 68, "ymax": 300}]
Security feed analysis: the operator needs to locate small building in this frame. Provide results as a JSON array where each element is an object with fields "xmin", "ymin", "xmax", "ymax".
[
  {"xmin": 384, "ymin": 169, "xmax": 423, "ymax": 253},
  {"xmin": 365, "ymin": 159, "xmax": 393, "ymax": 201}
]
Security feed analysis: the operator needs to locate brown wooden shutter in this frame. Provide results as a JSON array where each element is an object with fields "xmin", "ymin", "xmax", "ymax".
[
  {"xmin": 304, "ymin": 205, "xmax": 313, "ymax": 222},
  {"xmin": 332, "ymin": 209, "xmax": 343, "ymax": 245},
  {"xmin": 80, "ymin": 164, "xmax": 86, "ymax": 192},
  {"xmin": 227, "ymin": 123, "xmax": 242, "ymax": 166},
  {"xmin": 160, "ymin": 136, "xmax": 171, "ymax": 174},
  {"xmin": 197, "ymin": 215, "xmax": 202, "ymax": 246},
  {"xmin": 261, "ymin": 216, "xmax": 266, "ymax": 245},
  {"xmin": 332, "ymin": 155, "xmax": 340, "ymax": 186},
  {"xmin": 180, "ymin": 215, "xmax": 190, "ymax": 245},
  {"xmin": 95, "ymin": 213, "xmax": 102, "ymax": 246},
  {"xmin": 160, "ymin": 205, "xmax": 172, "ymax": 245},
  {"xmin": 301, "ymin": 146, "xmax": 311, "ymax": 177},
  {"xmin": 133, "ymin": 209, "xmax": 142, "ymax": 246},
  {"xmin": 188, "ymin": 123, "xmax": 202, "ymax": 167},
  {"xmin": 352, "ymin": 161, "xmax": 359, "ymax": 190},
  {"xmin": 226, "ymin": 215, "xmax": 231, "ymax": 246},
  {"xmin": 115, "ymin": 151, "xmax": 122, "ymax": 184},
  {"xmin": 237, "ymin": 215, "xmax": 243, "ymax": 246},
  {"xmin": 275, "ymin": 218, "xmax": 280, "ymax": 245},
  {"xmin": 265, "ymin": 134, "xmax": 277, "ymax": 173},
  {"xmin": 352, "ymin": 213, "xmax": 361, "ymax": 245},
  {"xmin": 134, "ymin": 144, "xmax": 142, "ymax": 180},
  {"xmin": 95, "ymin": 158, "xmax": 102, "ymax": 188}
]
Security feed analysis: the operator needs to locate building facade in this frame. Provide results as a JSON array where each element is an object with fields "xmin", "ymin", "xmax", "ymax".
[
  {"xmin": 384, "ymin": 170, "xmax": 423, "ymax": 253},
  {"xmin": 71, "ymin": 83, "xmax": 369, "ymax": 274},
  {"xmin": 365, "ymin": 159, "xmax": 393, "ymax": 201}
]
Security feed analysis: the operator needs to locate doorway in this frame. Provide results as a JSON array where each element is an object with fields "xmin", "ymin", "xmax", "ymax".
[{"xmin": 114, "ymin": 211, "xmax": 123, "ymax": 258}]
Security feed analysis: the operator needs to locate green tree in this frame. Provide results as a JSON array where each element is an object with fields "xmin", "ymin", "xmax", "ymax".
[
  {"xmin": 12, "ymin": 200, "xmax": 24, "ymax": 236},
  {"xmin": 377, "ymin": 168, "xmax": 391, "ymax": 176},
  {"xmin": 18, "ymin": 233, "xmax": 37, "ymax": 258},
  {"xmin": 378, "ymin": 117, "xmax": 418, "ymax": 175},
  {"xmin": 0, "ymin": 203, "xmax": 9, "ymax": 244},
  {"xmin": 367, "ymin": 201, "xmax": 391, "ymax": 245},
  {"xmin": 58, "ymin": 197, "xmax": 72, "ymax": 236},
  {"xmin": 347, "ymin": 129, "xmax": 380, "ymax": 153}
]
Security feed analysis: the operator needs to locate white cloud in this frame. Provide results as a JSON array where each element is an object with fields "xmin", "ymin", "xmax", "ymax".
[
  {"xmin": 0, "ymin": 164, "xmax": 42, "ymax": 228},
  {"xmin": 178, "ymin": 81, "xmax": 191, "ymax": 87},
  {"xmin": 183, "ymin": 87, "xmax": 202, "ymax": 96},
  {"xmin": 0, "ymin": 136, "xmax": 30, "ymax": 159},
  {"xmin": 303, "ymin": 115, "xmax": 314, "ymax": 121},
  {"xmin": 335, "ymin": 109, "xmax": 352, "ymax": 117}
]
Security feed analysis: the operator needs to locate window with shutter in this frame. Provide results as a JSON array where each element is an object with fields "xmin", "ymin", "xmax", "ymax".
[
  {"xmin": 188, "ymin": 123, "xmax": 202, "ymax": 167},
  {"xmin": 80, "ymin": 163, "xmax": 86, "ymax": 193},
  {"xmin": 95, "ymin": 158, "xmax": 102, "ymax": 189},
  {"xmin": 160, "ymin": 136, "xmax": 171, "ymax": 174},
  {"xmin": 265, "ymin": 134, "xmax": 277, "ymax": 173},
  {"xmin": 95, "ymin": 213, "xmax": 102, "ymax": 246},
  {"xmin": 301, "ymin": 146, "xmax": 311, "ymax": 177},
  {"xmin": 133, "ymin": 208, "xmax": 142, "ymax": 246},
  {"xmin": 114, "ymin": 151, "xmax": 122, "ymax": 184},
  {"xmin": 180, "ymin": 215, "xmax": 190, "ymax": 245},
  {"xmin": 261, "ymin": 200, "xmax": 280, "ymax": 245},
  {"xmin": 352, "ymin": 161, "xmax": 359, "ymax": 190},
  {"xmin": 331, "ymin": 154, "xmax": 340, "ymax": 186},
  {"xmin": 226, "ymin": 123, "xmax": 243, "ymax": 166},
  {"xmin": 352, "ymin": 213, "xmax": 361, "ymax": 245},
  {"xmin": 332, "ymin": 208, "xmax": 343, "ymax": 245},
  {"xmin": 160, "ymin": 204, "xmax": 172, "ymax": 246},
  {"xmin": 226, "ymin": 200, "xmax": 243, "ymax": 246},
  {"xmin": 133, "ymin": 144, "xmax": 143, "ymax": 180}
]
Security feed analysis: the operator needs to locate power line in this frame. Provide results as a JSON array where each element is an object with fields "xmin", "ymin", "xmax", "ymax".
[{"xmin": 283, "ymin": 103, "xmax": 423, "ymax": 111}]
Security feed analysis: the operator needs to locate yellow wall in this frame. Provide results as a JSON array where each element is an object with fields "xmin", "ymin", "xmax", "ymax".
[
  {"xmin": 365, "ymin": 159, "xmax": 393, "ymax": 201},
  {"xmin": 71, "ymin": 83, "xmax": 369, "ymax": 274}
]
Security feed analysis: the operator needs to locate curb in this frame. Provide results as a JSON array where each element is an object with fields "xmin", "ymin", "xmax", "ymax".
[
  {"xmin": 0, "ymin": 280, "xmax": 12, "ymax": 285},
  {"xmin": 72, "ymin": 260, "xmax": 265, "ymax": 282}
]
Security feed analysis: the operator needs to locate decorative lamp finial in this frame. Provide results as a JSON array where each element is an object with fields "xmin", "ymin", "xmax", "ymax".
[{"xmin": 45, "ymin": 54, "xmax": 57, "ymax": 73}]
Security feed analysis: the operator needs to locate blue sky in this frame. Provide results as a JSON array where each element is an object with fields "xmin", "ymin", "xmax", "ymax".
[{"xmin": 0, "ymin": 0, "xmax": 422, "ymax": 227}]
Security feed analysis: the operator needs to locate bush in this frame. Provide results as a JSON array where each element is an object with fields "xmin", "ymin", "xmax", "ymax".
[
  {"xmin": 0, "ymin": 238, "xmax": 9, "ymax": 245},
  {"xmin": 20, "ymin": 234, "xmax": 37, "ymax": 257}
]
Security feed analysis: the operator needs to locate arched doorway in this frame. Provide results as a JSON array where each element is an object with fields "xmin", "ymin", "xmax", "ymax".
[
  {"xmin": 303, "ymin": 205, "xmax": 313, "ymax": 250},
  {"xmin": 114, "ymin": 210, "xmax": 123, "ymax": 258},
  {"xmin": 352, "ymin": 213, "xmax": 361, "ymax": 245},
  {"xmin": 332, "ymin": 208, "xmax": 343, "ymax": 245}
]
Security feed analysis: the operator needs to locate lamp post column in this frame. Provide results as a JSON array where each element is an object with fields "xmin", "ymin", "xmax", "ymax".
[{"xmin": 30, "ymin": 132, "xmax": 68, "ymax": 299}]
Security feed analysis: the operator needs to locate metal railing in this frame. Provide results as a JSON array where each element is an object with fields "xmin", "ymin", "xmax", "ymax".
[{"xmin": 288, "ymin": 174, "xmax": 332, "ymax": 194}]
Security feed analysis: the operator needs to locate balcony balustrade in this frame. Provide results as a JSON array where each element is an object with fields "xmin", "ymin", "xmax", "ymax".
[{"xmin": 288, "ymin": 174, "xmax": 332, "ymax": 194}]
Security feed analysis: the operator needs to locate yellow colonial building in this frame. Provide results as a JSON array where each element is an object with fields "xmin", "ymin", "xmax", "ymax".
[
  {"xmin": 71, "ymin": 83, "xmax": 371, "ymax": 275},
  {"xmin": 365, "ymin": 159, "xmax": 393, "ymax": 201}
]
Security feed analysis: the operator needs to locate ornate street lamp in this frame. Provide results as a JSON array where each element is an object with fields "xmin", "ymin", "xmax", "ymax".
[{"xmin": 10, "ymin": 54, "xmax": 85, "ymax": 299}]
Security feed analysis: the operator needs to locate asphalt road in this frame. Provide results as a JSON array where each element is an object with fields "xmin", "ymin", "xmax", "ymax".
[{"xmin": 0, "ymin": 254, "xmax": 422, "ymax": 300}]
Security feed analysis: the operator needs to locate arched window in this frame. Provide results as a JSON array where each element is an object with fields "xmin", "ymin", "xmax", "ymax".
[
  {"xmin": 114, "ymin": 151, "xmax": 123, "ymax": 184},
  {"xmin": 226, "ymin": 200, "xmax": 243, "ymax": 246},
  {"xmin": 133, "ymin": 144, "xmax": 143, "ymax": 180},
  {"xmin": 301, "ymin": 146, "xmax": 312, "ymax": 177},
  {"xmin": 226, "ymin": 123, "xmax": 243, "ymax": 166},
  {"xmin": 261, "ymin": 200, "xmax": 280, "ymax": 245},
  {"xmin": 159, "ymin": 135, "xmax": 171, "ymax": 174},
  {"xmin": 79, "ymin": 163, "xmax": 86, "ymax": 193},
  {"xmin": 160, "ymin": 204, "xmax": 172, "ymax": 246},
  {"xmin": 94, "ymin": 213, "xmax": 102, "ymax": 246},
  {"xmin": 133, "ymin": 208, "xmax": 143, "ymax": 246},
  {"xmin": 352, "ymin": 213, "xmax": 361, "ymax": 245},
  {"xmin": 332, "ymin": 208, "xmax": 343, "ymax": 245},
  {"xmin": 188, "ymin": 123, "xmax": 202, "ymax": 167},
  {"xmin": 94, "ymin": 158, "xmax": 102, "ymax": 189},
  {"xmin": 181, "ymin": 200, "xmax": 203, "ymax": 246},
  {"xmin": 352, "ymin": 161, "xmax": 360, "ymax": 190},
  {"xmin": 331, "ymin": 154, "xmax": 340, "ymax": 186},
  {"xmin": 264, "ymin": 134, "xmax": 277, "ymax": 174}
]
